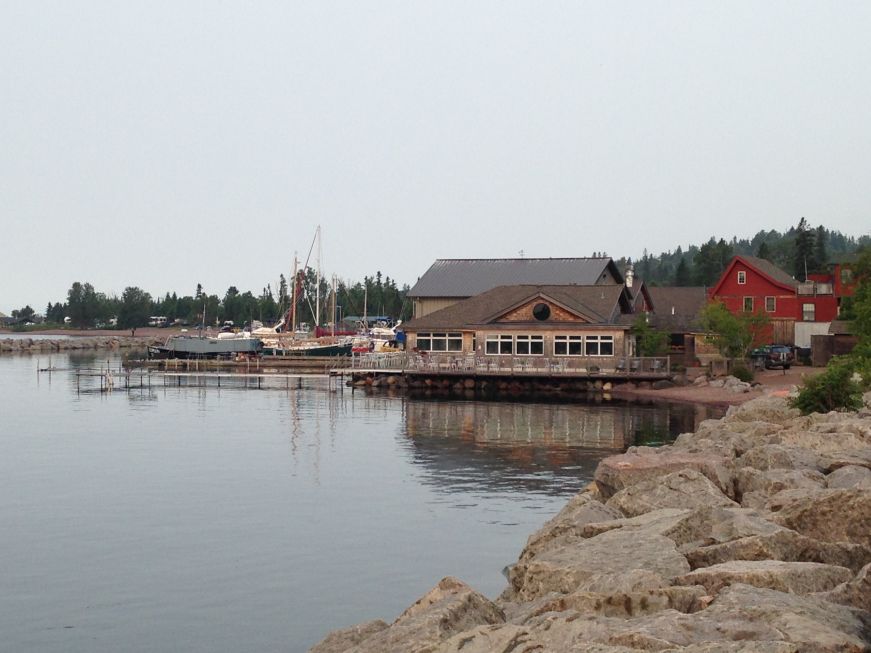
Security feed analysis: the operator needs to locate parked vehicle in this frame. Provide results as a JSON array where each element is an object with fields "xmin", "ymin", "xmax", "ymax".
[{"xmin": 750, "ymin": 344, "xmax": 794, "ymax": 369}]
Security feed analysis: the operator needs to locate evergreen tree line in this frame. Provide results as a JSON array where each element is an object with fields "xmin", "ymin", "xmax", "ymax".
[
  {"xmin": 618, "ymin": 219, "xmax": 870, "ymax": 288},
  {"xmin": 39, "ymin": 270, "xmax": 411, "ymax": 330}
]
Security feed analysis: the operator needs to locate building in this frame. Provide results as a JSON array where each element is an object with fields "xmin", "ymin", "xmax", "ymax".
[
  {"xmin": 407, "ymin": 258, "xmax": 624, "ymax": 318},
  {"xmin": 402, "ymin": 284, "xmax": 638, "ymax": 366},
  {"xmin": 646, "ymin": 287, "xmax": 709, "ymax": 366},
  {"xmin": 709, "ymin": 255, "xmax": 857, "ymax": 348}
]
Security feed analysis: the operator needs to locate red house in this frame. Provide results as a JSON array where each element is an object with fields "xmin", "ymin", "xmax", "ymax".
[{"xmin": 709, "ymin": 255, "xmax": 840, "ymax": 347}]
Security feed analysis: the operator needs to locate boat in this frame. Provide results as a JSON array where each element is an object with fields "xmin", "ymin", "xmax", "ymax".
[{"xmin": 148, "ymin": 333, "xmax": 263, "ymax": 359}]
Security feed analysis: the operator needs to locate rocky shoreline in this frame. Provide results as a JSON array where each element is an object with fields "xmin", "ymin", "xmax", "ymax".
[
  {"xmin": 0, "ymin": 336, "xmax": 160, "ymax": 354},
  {"xmin": 311, "ymin": 395, "xmax": 871, "ymax": 652}
]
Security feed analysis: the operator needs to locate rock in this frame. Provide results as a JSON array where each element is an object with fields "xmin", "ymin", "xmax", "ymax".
[
  {"xmin": 815, "ymin": 562, "xmax": 871, "ymax": 612},
  {"xmin": 516, "ymin": 492, "xmax": 622, "ymax": 566},
  {"xmin": 605, "ymin": 469, "xmax": 738, "ymax": 517},
  {"xmin": 673, "ymin": 560, "xmax": 853, "ymax": 595},
  {"xmin": 826, "ymin": 465, "xmax": 871, "ymax": 489},
  {"xmin": 684, "ymin": 528, "xmax": 871, "ymax": 573},
  {"xmin": 672, "ymin": 374, "xmax": 689, "ymax": 387},
  {"xmin": 509, "ymin": 526, "xmax": 690, "ymax": 601},
  {"xmin": 736, "ymin": 467, "xmax": 826, "ymax": 508},
  {"xmin": 595, "ymin": 450, "xmax": 735, "ymax": 500},
  {"xmin": 738, "ymin": 443, "xmax": 825, "ymax": 473},
  {"xmin": 656, "ymin": 506, "xmax": 784, "ymax": 551},
  {"xmin": 652, "ymin": 379, "xmax": 674, "ymax": 390},
  {"xmin": 723, "ymin": 396, "xmax": 801, "ymax": 423},
  {"xmin": 314, "ymin": 577, "xmax": 504, "ymax": 653},
  {"xmin": 309, "ymin": 620, "xmax": 388, "ymax": 653},
  {"xmin": 709, "ymin": 378, "xmax": 726, "ymax": 388},
  {"xmin": 693, "ymin": 375, "xmax": 709, "ymax": 387},
  {"xmin": 728, "ymin": 381, "xmax": 751, "ymax": 394},
  {"xmin": 700, "ymin": 583, "xmax": 870, "ymax": 653},
  {"xmin": 771, "ymin": 488, "xmax": 871, "ymax": 546}
]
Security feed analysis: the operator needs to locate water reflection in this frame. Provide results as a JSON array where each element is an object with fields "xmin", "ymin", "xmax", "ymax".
[{"xmin": 399, "ymin": 397, "xmax": 723, "ymax": 498}]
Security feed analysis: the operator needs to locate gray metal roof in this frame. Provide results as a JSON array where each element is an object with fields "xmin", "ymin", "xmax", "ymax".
[{"xmin": 408, "ymin": 258, "xmax": 622, "ymax": 298}]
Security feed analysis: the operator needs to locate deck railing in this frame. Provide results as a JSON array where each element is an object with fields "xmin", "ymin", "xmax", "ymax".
[{"xmin": 351, "ymin": 352, "xmax": 670, "ymax": 375}]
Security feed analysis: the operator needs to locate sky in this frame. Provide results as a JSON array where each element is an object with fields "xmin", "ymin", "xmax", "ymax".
[{"xmin": 2, "ymin": 1, "xmax": 870, "ymax": 314}]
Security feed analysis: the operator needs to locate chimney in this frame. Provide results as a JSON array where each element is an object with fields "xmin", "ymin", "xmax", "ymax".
[{"xmin": 625, "ymin": 264, "xmax": 634, "ymax": 289}]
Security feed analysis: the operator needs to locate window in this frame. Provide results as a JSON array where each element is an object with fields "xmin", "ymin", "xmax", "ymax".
[
  {"xmin": 585, "ymin": 335, "xmax": 614, "ymax": 356},
  {"xmin": 515, "ymin": 335, "xmax": 544, "ymax": 356},
  {"xmin": 841, "ymin": 268, "xmax": 854, "ymax": 285},
  {"xmin": 765, "ymin": 296, "xmax": 776, "ymax": 312},
  {"xmin": 737, "ymin": 271, "xmax": 746, "ymax": 285},
  {"xmin": 802, "ymin": 303, "xmax": 815, "ymax": 321},
  {"xmin": 485, "ymin": 334, "xmax": 513, "ymax": 355},
  {"xmin": 554, "ymin": 335, "xmax": 583, "ymax": 356},
  {"xmin": 743, "ymin": 297, "xmax": 754, "ymax": 312},
  {"xmin": 417, "ymin": 332, "xmax": 462, "ymax": 352}
]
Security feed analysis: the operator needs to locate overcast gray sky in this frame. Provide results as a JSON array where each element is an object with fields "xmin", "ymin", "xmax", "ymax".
[{"xmin": 2, "ymin": 1, "xmax": 870, "ymax": 314}]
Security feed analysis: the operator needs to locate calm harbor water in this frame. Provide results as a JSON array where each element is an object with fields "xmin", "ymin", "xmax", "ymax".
[{"xmin": 0, "ymin": 352, "xmax": 722, "ymax": 653}]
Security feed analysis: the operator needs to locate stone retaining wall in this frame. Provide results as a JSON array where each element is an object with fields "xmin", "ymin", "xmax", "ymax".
[{"xmin": 311, "ymin": 394, "xmax": 871, "ymax": 652}]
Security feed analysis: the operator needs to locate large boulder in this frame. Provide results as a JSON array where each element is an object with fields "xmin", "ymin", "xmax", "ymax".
[
  {"xmin": 516, "ymin": 491, "xmax": 622, "ymax": 566},
  {"xmin": 509, "ymin": 526, "xmax": 690, "ymax": 601},
  {"xmin": 309, "ymin": 577, "xmax": 504, "ymax": 653},
  {"xmin": 684, "ymin": 527, "xmax": 871, "ymax": 573},
  {"xmin": 771, "ymin": 488, "xmax": 871, "ymax": 546},
  {"xmin": 738, "ymin": 443, "xmax": 825, "ymax": 473},
  {"xmin": 672, "ymin": 560, "xmax": 853, "ymax": 595},
  {"xmin": 605, "ymin": 469, "xmax": 738, "ymax": 517},
  {"xmin": 735, "ymin": 467, "xmax": 826, "ymax": 509},
  {"xmin": 815, "ymin": 562, "xmax": 871, "ymax": 612},
  {"xmin": 827, "ymin": 465, "xmax": 871, "ymax": 490},
  {"xmin": 595, "ymin": 450, "xmax": 735, "ymax": 500}
]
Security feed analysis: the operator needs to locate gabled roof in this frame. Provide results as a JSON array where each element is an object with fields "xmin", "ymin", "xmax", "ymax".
[
  {"xmin": 408, "ymin": 258, "xmax": 623, "ymax": 298},
  {"xmin": 647, "ymin": 287, "xmax": 708, "ymax": 332},
  {"xmin": 711, "ymin": 256, "xmax": 797, "ymax": 296},
  {"xmin": 403, "ymin": 284, "xmax": 631, "ymax": 331}
]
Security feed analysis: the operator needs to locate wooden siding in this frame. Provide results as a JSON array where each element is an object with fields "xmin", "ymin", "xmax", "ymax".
[
  {"xmin": 498, "ymin": 300, "xmax": 584, "ymax": 323},
  {"xmin": 414, "ymin": 297, "xmax": 463, "ymax": 318}
]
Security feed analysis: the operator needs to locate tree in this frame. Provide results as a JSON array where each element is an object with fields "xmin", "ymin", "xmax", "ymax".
[
  {"xmin": 793, "ymin": 217, "xmax": 816, "ymax": 279},
  {"xmin": 673, "ymin": 258, "xmax": 691, "ymax": 286},
  {"xmin": 814, "ymin": 225, "xmax": 828, "ymax": 273},
  {"xmin": 631, "ymin": 315, "xmax": 668, "ymax": 356},
  {"xmin": 117, "ymin": 287, "xmax": 152, "ymax": 335},
  {"xmin": 699, "ymin": 301, "xmax": 769, "ymax": 359},
  {"xmin": 11, "ymin": 305, "xmax": 36, "ymax": 321},
  {"xmin": 66, "ymin": 281, "xmax": 100, "ymax": 327},
  {"xmin": 756, "ymin": 241, "xmax": 771, "ymax": 260}
]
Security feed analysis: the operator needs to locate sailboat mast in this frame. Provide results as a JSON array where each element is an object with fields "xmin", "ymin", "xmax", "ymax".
[
  {"xmin": 315, "ymin": 225, "xmax": 321, "ymax": 328},
  {"xmin": 290, "ymin": 254, "xmax": 298, "ymax": 333},
  {"xmin": 331, "ymin": 275, "xmax": 337, "ymax": 338}
]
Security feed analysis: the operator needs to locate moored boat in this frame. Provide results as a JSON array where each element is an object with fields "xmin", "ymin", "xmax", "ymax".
[{"xmin": 148, "ymin": 334, "xmax": 263, "ymax": 359}]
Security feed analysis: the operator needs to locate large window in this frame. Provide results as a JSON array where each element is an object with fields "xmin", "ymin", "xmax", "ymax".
[
  {"xmin": 416, "ymin": 332, "xmax": 463, "ymax": 352},
  {"xmin": 515, "ymin": 335, "xmax": 544, "ymax": 356},
  {"xmin": 743, "ymin": 297, "xmax": 754, "ymax": 312},
  {"xmin": 585, "ymin": 335, "xmax": 614, "ymax": 356},
  {"xmin": 554, "ymin": 335, "xmax": 583, "ymax": 356},
  {"xmin": 485, "ymin": 334, "xmax": 514, "ymax": 355},
  {"xmin": 802, "ymin": 303, "xmax": 815, "ymax": 322},
  {"xmin": 765, "ymin": 296, "xmax": 776, "ymax": 312}
]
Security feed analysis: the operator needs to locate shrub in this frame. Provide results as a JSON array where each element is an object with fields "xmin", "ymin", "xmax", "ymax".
[
  {"xmin": 731, "ymin": 364, "xmax": 754, "ymax": 383},
  {"xmin": 789, "ymin": 363, "xmax": 863, "ymax": 415}
]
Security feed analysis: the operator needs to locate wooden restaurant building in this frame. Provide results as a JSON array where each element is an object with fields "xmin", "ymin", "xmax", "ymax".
[{"xmin": 401, "ymin": 283, "xmax": 643, "ymax": 372}]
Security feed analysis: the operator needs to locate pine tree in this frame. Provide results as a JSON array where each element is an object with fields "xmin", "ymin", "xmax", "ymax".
[
  {"xmin": 814, "ymin": 225, "xmax": 828, "ymax": 272},
  {"xmin": 757, "ymin": 241, "xmax": 771, "ymax": 260},
  {"xmin": 794, "ymin": 218, "xmax": 816, "ymax": 280},
  {"xmin": 674, "ymin": 258, "xmax": 690, "ymax": 286}
]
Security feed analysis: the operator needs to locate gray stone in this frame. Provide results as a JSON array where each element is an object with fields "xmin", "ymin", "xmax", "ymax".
[
  {"xmin": 771, "ymin": 487, "xmax": 871, "ymax": 546},
  {"xmin": 595, "ymin": 450, "xmax": 735, "ymax": 500},
  {"xmin": 684, "ymin": 528, "xmax": 871, "ymax": 573},
  {"xmin": 826, "ymin": 464, "xmax": 871, "ymax": 489},
  {"xmin": 815, "ymin": 562, "xmax": 871, "ymax": 612},
  {"xmin": 673, "ymin": 560, "xmax": 853, "ymax": 595},
  {"xmin": 605, "ymin": 469, "xmax": 738, "ymax": 517}
]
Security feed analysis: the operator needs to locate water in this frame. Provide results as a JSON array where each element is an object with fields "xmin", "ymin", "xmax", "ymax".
[{"xmin": 0, "ymin": 353, "xmax": 722, "ymax": 652}]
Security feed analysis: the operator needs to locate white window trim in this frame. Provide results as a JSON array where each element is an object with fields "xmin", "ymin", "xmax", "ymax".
[
  {"xmin": 554, "ymin": 335, "xmax": 583, "ymax": 357},
  {"xmin": 765, "ymin": 296, "xmax": 776, "ymax": 312},
  {"xmin": 514, "ymin": 335, "xmax": 544, "ymax": 356},
  {"xmin": 743, "ymin": 296, "xmax": 754, "ymax": 312},
  {"xmin": 737, "ymin": 270, "xmax": 747, "ymax": 285},
  {"xmin": 485, "ymin": 334, "xmax": 514, "ymax": 355},
  {"xmin": 584, "ymin": 335, "xmax": 615, "ymax": 357},
  {"xmin": 416, "ymin": 332, "xmax": 463, "ymax": 352}
]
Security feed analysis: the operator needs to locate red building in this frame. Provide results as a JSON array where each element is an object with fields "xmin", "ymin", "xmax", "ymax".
[{"xmin": 709, "ymin": 255, "xmax": 842, "ymax": 346}]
